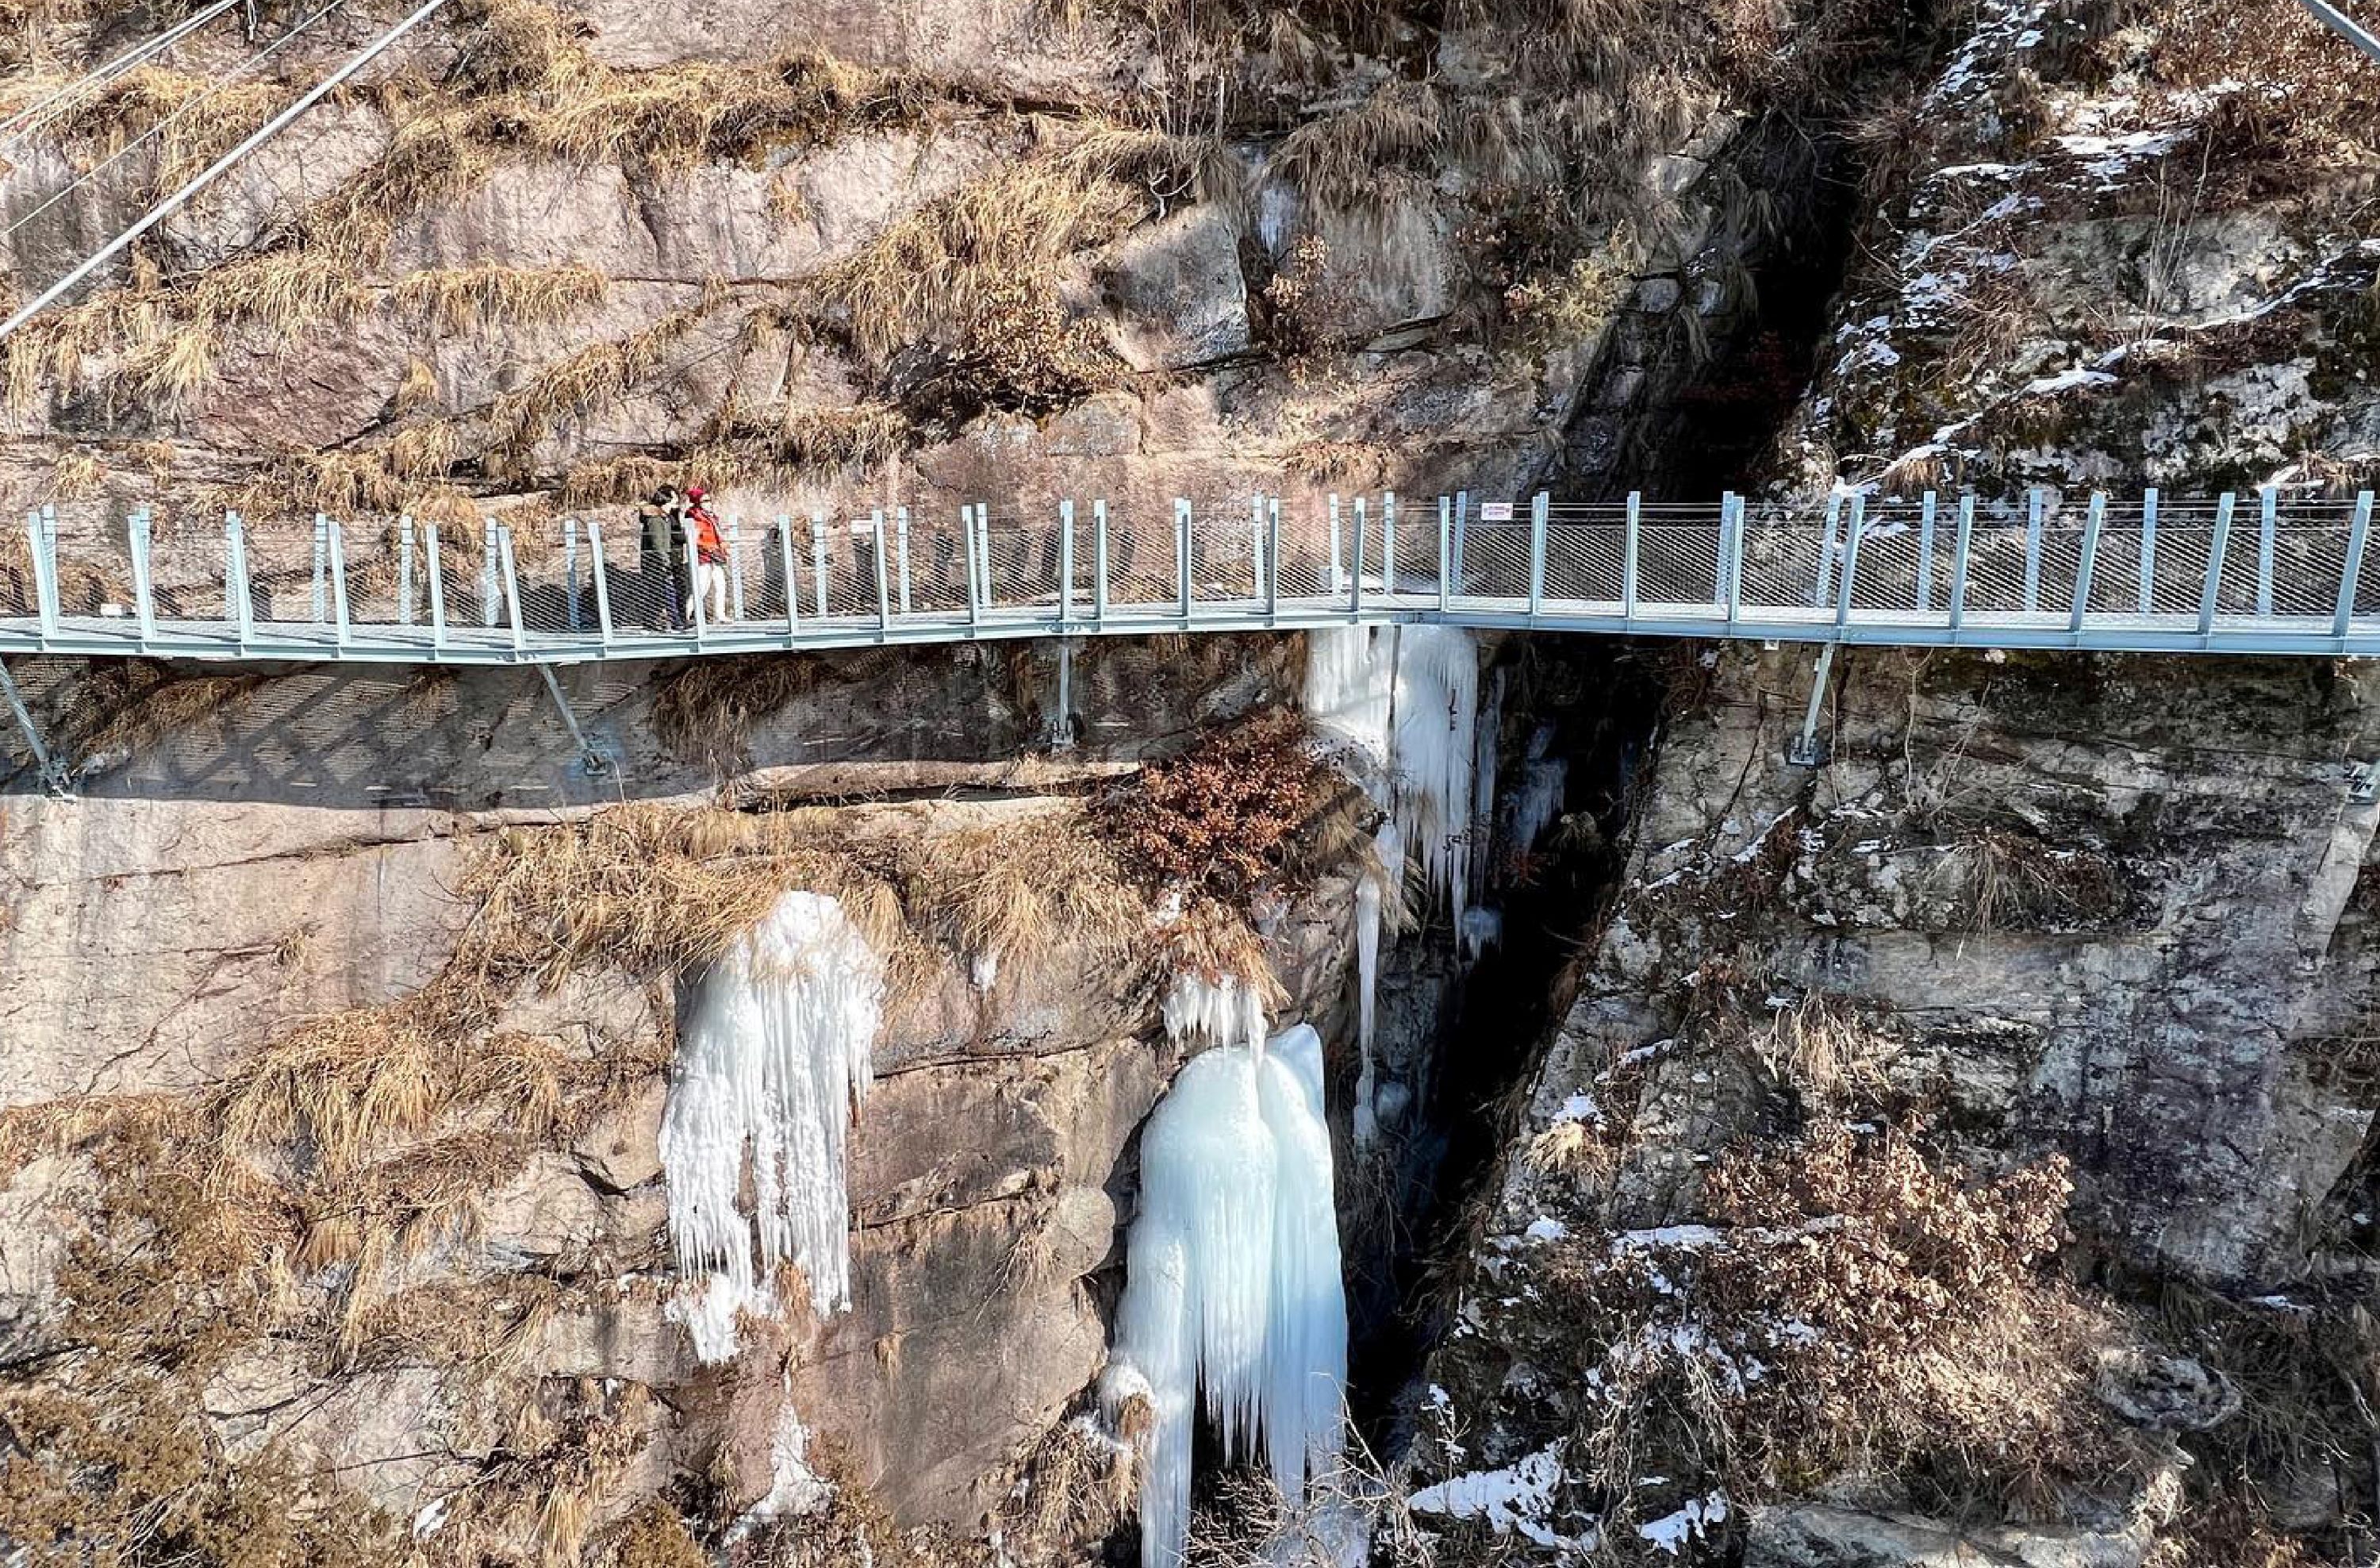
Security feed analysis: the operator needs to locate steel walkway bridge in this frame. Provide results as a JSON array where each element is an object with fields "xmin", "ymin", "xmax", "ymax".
[{"xmin": 3, "ymin": 486, "xmax": 2377, "ymax": 786}]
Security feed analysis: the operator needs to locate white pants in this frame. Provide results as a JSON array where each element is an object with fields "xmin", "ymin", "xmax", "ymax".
[{"xmin": 686, "ymin": 562, "xmax": 729, "ymax": 624}]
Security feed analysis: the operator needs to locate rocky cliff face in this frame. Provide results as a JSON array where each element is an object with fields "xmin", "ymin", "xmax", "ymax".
[
  {"xmin": 1415, "ymin": 647, "xmax": 2380, "ymax": 1564},
  {"xmin": 0, "ymin": 635, "xmax": 1380, "ymax": 1560},
  {"xmin": 1, "ymin": 0, "xmax": 1914, "ymax": 527}
]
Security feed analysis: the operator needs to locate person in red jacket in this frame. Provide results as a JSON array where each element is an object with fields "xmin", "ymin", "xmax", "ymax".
[{"xmin": 681, "ymin": 484, "xmax": 731, "ymax": 625}]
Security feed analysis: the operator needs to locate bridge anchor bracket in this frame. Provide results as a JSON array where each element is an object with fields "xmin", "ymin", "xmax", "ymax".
[
  {"xmin": 537, "ymin": 667, "xmax": 613, "ymax": 778},
  {"xmin": 1787, "ymin": 643, "xmax": 1837, "ymax": 769},
  {"xmin": 0, "ymin": 656, "xmax": 72, "ymax": 797},
  {"xmin": 2350, "ymin": 759, "xmax": 2380, "ymax": 804}
]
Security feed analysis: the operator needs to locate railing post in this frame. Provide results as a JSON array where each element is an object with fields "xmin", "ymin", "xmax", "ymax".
[
  {"xmin": 2069, "ymin": 492, "xmax": 2105, "ymax": 636},
  {"xmin": 1949, "ymin": 495, "xmax": 1974, "ymax": 636},
  {"xmin": 499, "ymin": 525, "xmax": 527, "ymax": 654},
  {"xmin": 1326, "ymin": 493, "xmax": 1344, "ymax": 596},
  {"xmin": 1714, "ymin": 492, "xmax": 1735, "ymax": 608},
  {"xmin": 2258, "ymin": 487, "xmax": 2278, "ymax": 617},
  {"xmin": 225, "ymin": 512, "xmax": 252, "ymax": 648},
  {"xmin": 1437, "ymin": 495, "xmax": 1453, "ymax": 613},
  {"xmin": 727, "ymin": 513, "xmax": 747, "ymax": 621},
  {"xmin": 129, "ymin": 509, "xmax": 155, "ymax": 645},
  {"xmin": 1622, "ymin": 492, "xmax": 1641, "ymax": 621},
  {"xmin": 1722, "ymin": 493, "xmax": 1745, "ymax": 629},
  {"xmin": 777, "ymin": 514, "xmax": 800, "ymax": 636},
  {"xmin": 27, "ymin": 510, "xmax": 58, "ymax": 636},
  {"xmin": 2335, "ymin": 490, "xmax": 2373, "ymax": 640},
  {"xmin": 397, "ymin": 515, "xmax": 416, "ymax": 626},
  {"xmin": 1453, "ymin": 490, "xmax": 1471, "ymax": 596},
  {"xmin": 479, "ymin": 520, "xmax": 500, "ymax": 628},
  {"xmin": 685, "ymin": 530, "xmax": 707, "ymax": 647},
  {"xmin": 2024, "ymin": 489, "xmax": 2044, "ymax": 613},
  {"xmin": 1059, "ymin": 499, "xmax": 1077, "ymax": 624},
  {"xmin": 1176, "ymin": 498, "xmax": 1194, "ymax": 617},
  {"xmin": 424, "ymin": 521, "xmax": 446, "ymax": 651},
  {"xmin": 36, "ymin": 506, "xmax": 60, "ymax": 628},
  {"xmin": 564, "ymin": 517, "xmax": 582, "ymax": 632},
  {"xmin": 973, "ymin": 505, "xmax": 992, "ymax": 609},
  {"xmin": 1528, "ymin": 491, "xmax": 1549, "ymax": 616},
  {"xmin": 1247, "ymin": 497, "xmax": 1265, "ymax": 605},
  {"xmin": 589, "ymin": 520, "xmax": 614, "ymax": 645},
  {"xmin": 1833, "ymin": 498, "xmax": 1864, "ymax": 631},
  {"xmin": 327, "ymin": 519, "xmax": 351, "ymax": 647},
  {"xmin": 2139, "ymin": 486, "xmax": 2159, "ymax": 613},
  {"xmin": 964, "ymin": 504, "xmax": 983, "ymax": 628},
  {"xmin": 895, "ymin": 506, "xmax": 912, "ymax": 615},
  {"xmin": 1265, "ymin": 497, "xmax": 1282, "ymax": 619},
  {"xmin": 1814, "ymin": 491, "xmax": 1842, "ymax": 607},
  {"xmin": 310, "ymin": 512, "xmax": 328, "ymax": 623},
  {"xmin": 1382, "ymin": 491, "xmax": 1398, "ymax": 597},
  {"xmin": 1351, "ymin": 495, "xmax": 1368, "ymax": 617},
  {"xmin": 810, "ymin": 514, "xmax": 830, "ymax": 620},
  {"xmin": 2198, "ymin": 493, "xmax": 2234, "ymax": 639},
  {"xmin": 1094, "ymin": 500, "xmax": 1111, "ymax": 627},
  {"xmin": 1917, "ymin": 492, "xmax": 1937, "ymax": 612},
  {"xmin": 872, "ymin": 511, "xmax": 892, "ymax": 633}
]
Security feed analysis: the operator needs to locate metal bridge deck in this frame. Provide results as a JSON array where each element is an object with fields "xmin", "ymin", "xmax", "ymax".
[{"xmin": 8, "ymin": 487, "xmax": 2380, "ymax": 665}]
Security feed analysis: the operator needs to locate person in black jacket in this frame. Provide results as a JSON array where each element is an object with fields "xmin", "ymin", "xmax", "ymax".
[{"xmin": 636, "ymin": 485, "xmax": 685, "ymax": 628}]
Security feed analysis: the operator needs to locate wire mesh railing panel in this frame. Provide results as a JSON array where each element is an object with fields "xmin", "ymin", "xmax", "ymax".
[
  {"xmin": 1274, "ymin": 505, "xmax": 1336, "ymax": 602},
  {"xmin": 984, "ymin": 514, "xmax": 1061, "ymax": 611},
  {"xmin": 1103, "ymin": 505, "xmax": 1180, "ymax": 609},
  {"xmin": 1848, "ymin": 520, "xmax": 1928, "ymax": 613},
  {"xmin": 902, "ymin": 513, "xmax": 970, "ymax": 615},
  {"xmin": 1956, "ymin": 525, "xmax": 2036, "ymax": 615},
  {"xmin": 1543, "ymin": 524, "xmax": 1625, "ymax": 603},
  {"xmin": 48, "ymin": 522, "xmax": 139, "ymax": 621},
  {"xmin": 1736, "ymin": 524, "xmax": 1825, "ymax": 609},
  {"xmin": 1455, "ymin": 522, "xmax": 1531, "ymax": 601},
  {"xmin": 2262, "ymin": 522, "xmax": 2347, "ymax": 618},
  {"xmin": 1633, "ymin": 525, "xmax": 1723, "ymax": 606},
  {"xmin": 144, "ymin": 521, "xmax": 230, "ymax": 625},
  {"xmin": 1180, "ymin": 504, "xmax": 1259, "ymax": 605}
]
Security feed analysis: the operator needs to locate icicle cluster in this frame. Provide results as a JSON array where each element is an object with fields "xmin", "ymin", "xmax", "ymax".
[
  {"xmin": 1303, "ymin": 625, "xmax": 1395, "ymax": 774},
  {"xmin": 1162, "ymin": 970, "xmax": 1270, "ymax": 1053},
  {"xmin": 659, "ymin": 889, "xmax": 883, "ymax": 1362},
  {"xmin": 1104, "ymin": 1024, "xmax": 1349, "ymax": 1568},
  {"xmin": 1392, "ymin": 625, "xmax": 1481, "ymax": 926}
]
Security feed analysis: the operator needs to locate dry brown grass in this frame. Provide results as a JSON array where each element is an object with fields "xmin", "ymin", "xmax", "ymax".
[
  {"xmin": 393, "ymin": 262, "xmax": 610, "ymax": 332},
  {"xmin": 812, "ymin": 155, "xmax": 1140, "ymax": 366},
  {"xmin": 1271, "ymin": 81, "xmax": 1445, "ymax": 212},
  {"xmin": 1095, "ymin": 711, "xmax": 1345, "ymax": 898}
]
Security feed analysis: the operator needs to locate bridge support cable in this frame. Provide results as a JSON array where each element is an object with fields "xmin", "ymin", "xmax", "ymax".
[
  {"xmin": 0, "ymin": 656, "xmax": 71, "ymax": 796},
  {"xmin": 2, "ymin": 0, "xmax": 355, "ymax": 245},
  {"xmin": 0, "ymin": 0, "xmax": 456, "ymax": 344},
  {"xmin": 0, "ymin": 0, "xmax": 242, "ymax": 150}
]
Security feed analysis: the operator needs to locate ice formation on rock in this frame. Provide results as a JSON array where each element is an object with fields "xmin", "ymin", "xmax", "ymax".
[
  {"xmin": 1352, "ymin": 819, "xmax": 1402, "ymax": 1148},
  {"xmin": 1303, "ymin": 625, "xmax": 1395, "ymax": 774},
  {"xmin": 1392, "ymin": 625, "xmax": 1481, "ymax": 926},
  {"xmin": 1104, "ymin": 1024, "xmax": 1349, "ymax": 1568},
  {"xmin": 1468, "ymin": 666, "xmax": 1508, "ymax": 903},
  {"xmin": 660, "ymin": 889, "xmax": 884, "ymax": 1363},
  {"xmin": 1161, "ymin": 969, "xmax": 1270, "ymax": 1053}
]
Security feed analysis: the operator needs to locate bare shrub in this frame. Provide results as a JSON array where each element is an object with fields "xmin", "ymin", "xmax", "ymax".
[
  {"xmin": 1527, "ymin": 1124, "xmax": 2140, "ymax": 1549},
  {"xmin": 1095, "ymin": 711, "xmax": 1346, "ymax": 898}
]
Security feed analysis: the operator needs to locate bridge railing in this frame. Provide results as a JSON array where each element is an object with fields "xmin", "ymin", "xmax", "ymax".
[{"xmin": 6, "ymin": 486, "xmax": 2380, "ymax": 662}]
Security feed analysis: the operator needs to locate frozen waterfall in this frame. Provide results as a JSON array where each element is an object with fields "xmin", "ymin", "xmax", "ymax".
[
  {"xmin": 1352, "ymin": 819, "xmax": 1401, "ymax": 1148},
  {"xmin": 1104, "ymin": 1024, "xmax": 1349, "ymax": 1568},
  {"xmin": 659, "ymin": 889, "xmax": 884, "ymax": 1362}
]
